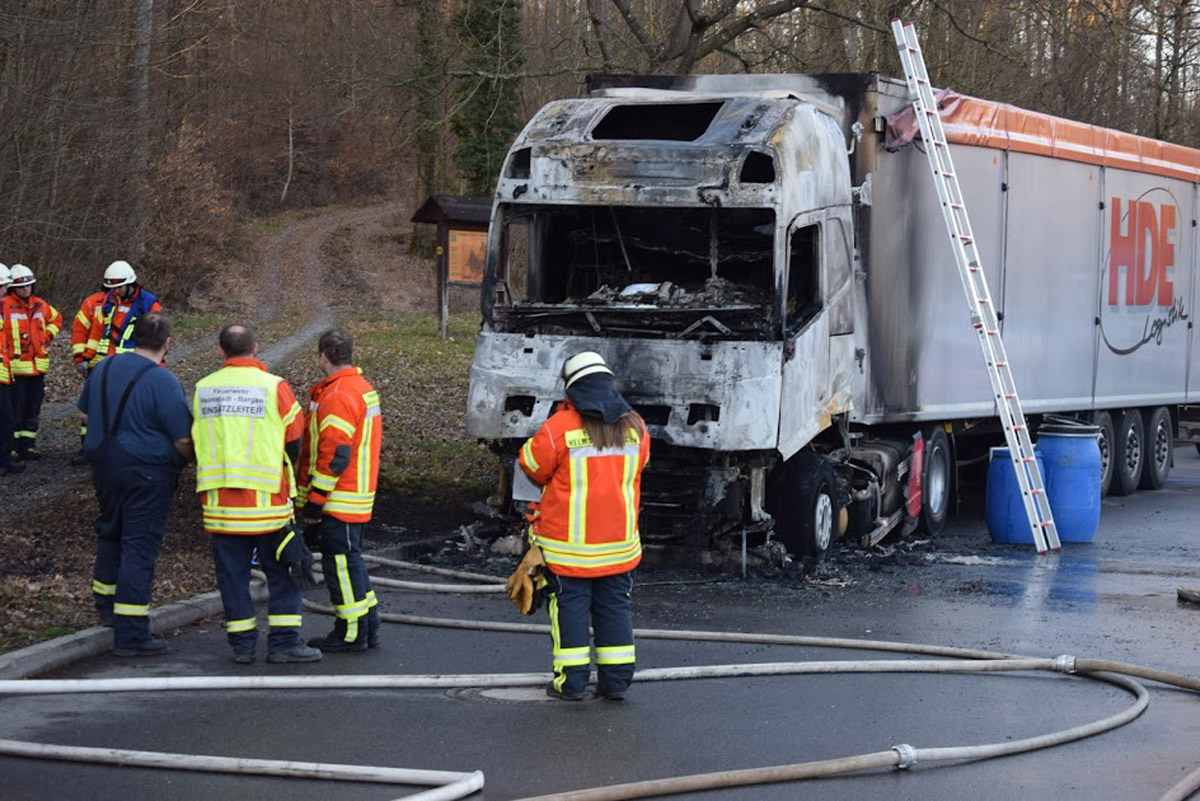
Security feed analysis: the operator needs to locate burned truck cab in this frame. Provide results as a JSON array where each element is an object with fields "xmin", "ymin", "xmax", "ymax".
[{"xmin": 468, "ymin": 76, "xmax": 857, "ymax": 556}]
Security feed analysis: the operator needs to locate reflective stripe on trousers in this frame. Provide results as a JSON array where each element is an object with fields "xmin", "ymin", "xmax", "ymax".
[
  {"xmin": 318, "ymin": 517, "xmax": 376, "ymax": 643},
  {"xmin": 547, "ymin": 570, "xmax": 636, "ymax": 696}
]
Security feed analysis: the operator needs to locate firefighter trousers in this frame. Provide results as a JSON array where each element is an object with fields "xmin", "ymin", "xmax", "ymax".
[
  {"xmin": 0, "ymin": 383, "xmax": 14, "ymax": 466},
  {"xmin": 547, "ymin": 570, "xmax": 636, "ymax": 696},
  {"xmin": 91, "ymin": 460, "xmax": 177, "ymax": 650},
  {"xmin": 11, "ymin": 374, "xmax": 44, "ymax": 455},
  {"xmin": 317, "ymin": 517, "xmax": 379, "ymax": 644},
  {"xmin": 211, "ymin": 531, "xmax": 303, "ymax": 655}
]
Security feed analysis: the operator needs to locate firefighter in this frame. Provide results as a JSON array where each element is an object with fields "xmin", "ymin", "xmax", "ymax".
[
  {"xmin": 2, "ymin": 265, "xmax": 62, "ymax": 460},
  {"xmin": 0, "ymin": 264, "xmax": 26, "ymax": 476},
  {"xmin": 192, "ymin": 324, "xmax": 321, "ymax": 665},
  {"xmin": 298, "ymin": 329, "xmax": 382, "ymax": 653},
  {"xmin": 69, "ymin": 277, "xmax": 111, "ymax": 465},
  {"xmin": 512, "ymin": 351, "xmax": 649, "ymax": 701},
  {"xmin": 77, "ymin": 313, "xmax": 192, "ymax": 655},
  {"xmin": 93, "ymin": 260, "xmax": 162, "ymax": 361}
]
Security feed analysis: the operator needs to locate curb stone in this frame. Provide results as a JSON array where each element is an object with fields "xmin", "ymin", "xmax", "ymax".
[{"xmin": 0, "ymin": 585, "xmax": 268, "ymax": 680}]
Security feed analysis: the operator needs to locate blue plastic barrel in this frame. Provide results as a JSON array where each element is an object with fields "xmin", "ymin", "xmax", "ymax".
[
  {"xmin": 986, "ymin": 447, "xmax": 1046, "ymax": 545},
  {"xmin": 1037, "ymin": 422, "xmax": 1102, "ymax": 543}
]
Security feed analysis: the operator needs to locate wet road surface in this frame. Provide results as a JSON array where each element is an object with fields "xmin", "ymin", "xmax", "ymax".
[{"xmin": 1, "ymin": 448, "xmax": 1198, "ymax": 800}]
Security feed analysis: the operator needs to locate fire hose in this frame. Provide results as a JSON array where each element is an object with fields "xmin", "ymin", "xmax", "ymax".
[{"xmin": 0, "ymin": 554, "xmax": 1198, "ymax": 801}]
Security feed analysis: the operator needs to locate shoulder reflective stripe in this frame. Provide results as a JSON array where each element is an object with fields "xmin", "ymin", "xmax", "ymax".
[
  {"xmin": 226, "ymin": 617, "xmax": 257, "ymax": 632},
  {"xmin": 92, "ymin": 580, "xmax": 116, "ymax": 596},
  {"xmin": 113, "ymin": 603, "xmax": 150, "ymax": 616},
  {"xmin": 520, "ymin": 439, "xmax": 539, "ymax": 473},
  {"xmin": 363, "ymin": 390, "xmax": 380, "ymax": 407},
  {"xmin": 561, "ymin": 443, "xmax": 641, "ymax": 460},
  {"xmin": 268, "ymin": 614, "xmax": 302, "ymax": 627},
  {"xmin": 319, "ymin": 415, "xmax": 355, "ymax": 437},
  {"xmin": 595, "ymin": 645, "xmax": 636, "ymax": 665}
]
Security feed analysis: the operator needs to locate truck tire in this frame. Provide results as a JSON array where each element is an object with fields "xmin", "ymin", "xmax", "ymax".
[
  {"xmin": 767, "ymin": 452, "xmax": 838, "ymax": 559},
  {"xmin": 918, "ymin": 426, "xmax": 953, "ymax": 535},
  {"xmin": 1139, "ymin": 406, "xmax": 1172, "ymax": 490},
  {"xmin": 1091, "ymin": 411, "xmax": 1115, "ymax": 496},
  {"xmin": 1110, "ymin": 410, "xmax": 1144, "ymax": 496}
]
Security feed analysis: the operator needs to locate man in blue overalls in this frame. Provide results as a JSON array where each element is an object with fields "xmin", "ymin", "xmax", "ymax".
[{"xmin": 77, "ymin": 313, "xmax": 193, "ymax": 655}]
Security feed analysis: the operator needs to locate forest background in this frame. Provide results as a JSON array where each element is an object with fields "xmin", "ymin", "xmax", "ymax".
[{"xmin": 2, "ymin": 0, "xmax": 1198, "ymax": 306}]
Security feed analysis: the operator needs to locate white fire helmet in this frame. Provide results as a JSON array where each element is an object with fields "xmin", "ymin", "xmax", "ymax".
[
  {"xmin": 8, "ymin": 264, "xmax": 36, "ymax": 287},
  {"xmin": 0, "ymin": 264, "xmax": 9, "ymax": 286},
  {"xmin": 562, "ymin": 351, "xmax": 614, "ymax": 389},
  {"xmin": 103, "ymin": 260, "xmax": 138, "ymax": 289}
]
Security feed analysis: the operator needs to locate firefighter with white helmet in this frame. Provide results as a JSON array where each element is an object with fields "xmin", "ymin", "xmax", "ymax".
[
  {"xmin": 70, "ymin": 260, "xmax": 162, "ymax": 465},
  {"xmin": 1, "ymin": 264, "xmax": 62, "ymax": 460},
  {"xmin": 0, "ymin": 264, "xmax": 26, "ymax": 475},
  {"xmin": 509, "ymin": 350, "xmax": 650, "ymax": 700}
]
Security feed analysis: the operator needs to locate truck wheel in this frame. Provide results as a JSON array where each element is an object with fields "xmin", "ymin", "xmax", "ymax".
[
  {"xmin": 1139, "ymin": 407, "xmax": 1172, "ymax": 490},
  {"xmin": 1110, "ymin": 410, "xmax": 1144, "ymax": 496},
  {"xmin": 1091, "ymin": 411, "xmax": 1115, "ymax": 496},
  {"xmin": 918, "ymin": 426, "xmax": 953, "ymax": 535},
  {"xmin": 767, "ymin": 452, "xmax": 838, "ymax": 559}
]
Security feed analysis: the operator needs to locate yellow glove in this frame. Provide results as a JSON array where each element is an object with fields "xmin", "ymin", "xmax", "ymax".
[{"xmin": 505, "ymin": 544, "xmax": 546, "ymax": 615}]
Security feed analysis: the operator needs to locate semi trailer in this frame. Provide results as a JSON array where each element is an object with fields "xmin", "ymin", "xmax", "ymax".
[{"xmin": 466, "ymin": 72, "xmax": 1199, "ymax": 560}]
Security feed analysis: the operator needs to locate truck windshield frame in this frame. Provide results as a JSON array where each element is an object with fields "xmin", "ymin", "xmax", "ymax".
[{"xmin": 486, "ymin": 202, "xmax": 784, "ymax": 341}]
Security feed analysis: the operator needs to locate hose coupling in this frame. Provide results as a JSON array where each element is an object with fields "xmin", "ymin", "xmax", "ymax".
[
  {"xmin": 892, "ymin": 743, "xmax": 918, "ymax": 770},
  {"xmin": 1054, "ymin": 655, "xmax": 1077, "ymax": 674}
]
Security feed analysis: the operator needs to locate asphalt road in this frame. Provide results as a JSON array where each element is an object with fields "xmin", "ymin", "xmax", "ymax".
[{"xmin": 2, "ymin": 448, "xmax": 1199, "ymax": 800}]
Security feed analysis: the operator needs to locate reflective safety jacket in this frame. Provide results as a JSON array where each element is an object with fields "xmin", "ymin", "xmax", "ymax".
[
  {"xmin": 517, "ymin": 401, "xmax": 650, "ymax": 578},
  {"xmin": 96, "ymin": 287, "xmax": 161, "ymax": 357},
  {"xmin": 2, "ymin": 293, "xmax": 63, "ymax": 376},
  {"xmin": 71, "ymin": 291, "xmax": 108, "ymax": 367},
  {"xmin": 297, "ymin": 367, "xmax": 382, "ymax": 523},
  {"xmin": 0, "ymin": 299, "xmax": 11, "ymax": 385},
  {"xmin": 193, "ymin": 358, "xmax": 303, "ymax": 535}
]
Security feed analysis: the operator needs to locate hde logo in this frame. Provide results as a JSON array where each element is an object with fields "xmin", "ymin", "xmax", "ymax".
[{"xmin": 1102, "ymin": 194, "xmax": 1189, "ymax": 355}]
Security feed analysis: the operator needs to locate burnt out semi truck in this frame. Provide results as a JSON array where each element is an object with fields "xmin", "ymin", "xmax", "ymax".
[{"xmin": 466, "ymin": 73, "xmax": 1199, "ymax": 560}]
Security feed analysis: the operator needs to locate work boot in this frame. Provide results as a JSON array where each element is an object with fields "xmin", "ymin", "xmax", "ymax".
[
  {"xmin": 113, "ymin": 638, "xmax": 168, "ymax": 657},
  {"xmin": 596, "ymin": 681, "xmax": 627, "ymax": 701},
  {"xmin": 231, "ymin": 651, "xmax": 255, "ymax": 665},
  {"xmin": 545, "ymin": 681, "xmax": 585, "ymax": 702},
  {"xmin": 267, "ymin": 643, "xmax": 323, "ymax": 663},
  {"xmin": 307, "ymin": 632, "xmax": 368, "ymax": 653}
]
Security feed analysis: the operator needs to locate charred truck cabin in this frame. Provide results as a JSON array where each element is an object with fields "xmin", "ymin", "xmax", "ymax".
[{"xmin": 468, "ymin": 73, "xmax": 1200, "ymax": 561}]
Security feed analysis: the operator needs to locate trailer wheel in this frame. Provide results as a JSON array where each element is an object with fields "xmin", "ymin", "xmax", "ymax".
[
  {"xmin": 1091, "ymin": 411, "xmax": 1115, "ymax": 496},
  {"xmin": 918, "ymin": 426, "xmax": 953, "ymax": 535},
  {"xmin": 1139, "ymin": 407, "xmax": 1172, "ymax": 490},
  {"xmin": 1110, "ymin": 410, "xmax": 1144, "ymax": 496},
  {"xmin": 767, "ymin": 452, "xmax": 838, "ymax": 559}
]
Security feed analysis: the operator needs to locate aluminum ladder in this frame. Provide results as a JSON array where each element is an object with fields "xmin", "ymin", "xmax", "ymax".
[{"xmin": 891, "ymin": 19, "xmax": 1060, "ymax": 553}]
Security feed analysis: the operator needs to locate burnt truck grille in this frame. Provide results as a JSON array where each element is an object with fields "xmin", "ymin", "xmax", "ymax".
[{"xmin": 637, "ymin": 461, "xmax": 730, "ymax": 546}]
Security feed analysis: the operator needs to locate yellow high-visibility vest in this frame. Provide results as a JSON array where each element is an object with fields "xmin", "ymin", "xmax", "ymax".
[{"xmin": 193, "ymin": 366, "xmax": 288, "ymax": 494}]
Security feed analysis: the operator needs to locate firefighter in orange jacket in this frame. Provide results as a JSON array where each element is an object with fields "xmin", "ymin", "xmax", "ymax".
[
  {"xmin": 2, "ymin": 265, "xmax": 62, "ymax": 459},
  {"xmin": 0, "ymin": 264, "xmax": 26, "ymax": 475},
  {"xmin": 297, "ymin": 328, "xmax": 382, "ymax": 653},
  {"xmin": 71, "ymin": 261, "xmax": 161, "ymax": 465},
  {"xmin": 515, "ymin": 351, "xmax": 649, "ymax": 701}
]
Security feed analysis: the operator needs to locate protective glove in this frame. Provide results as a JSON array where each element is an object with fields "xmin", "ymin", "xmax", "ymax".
[
  {"xmin": 301, "ymin": 499, "xmax": 324, "ymax": 525},
  {"xmin": 302, "ymin": 522, "xmax": 322, "ymax": 551},
  {"xmin": 505, "ymin": 543, "xmax": 547, "ymax": 616},
  {"xmin": 265, "ymin": 525, "xmax": 318, "ymax": 590}
]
